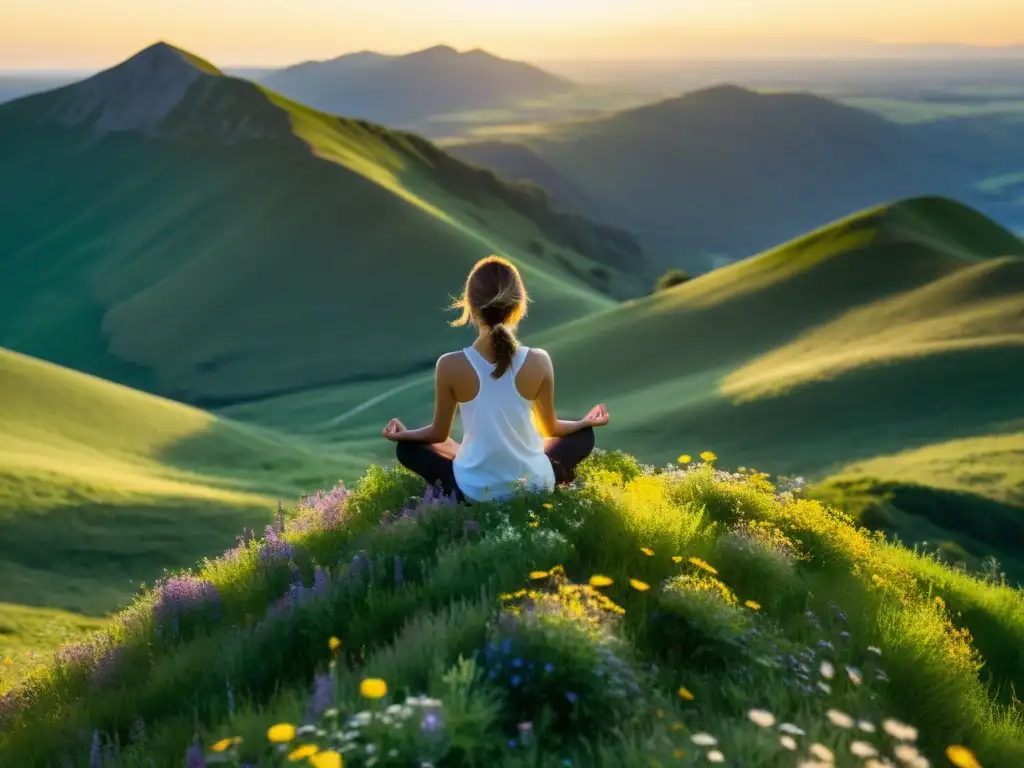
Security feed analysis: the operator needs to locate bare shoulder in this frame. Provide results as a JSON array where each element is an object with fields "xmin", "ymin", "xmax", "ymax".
[
  {"xmin": 524, "ymin": 347, "xmax": 553, "ymax": 372},
  {"xmin": 436, "ymin": 350, "xmax": 472, "ymax": 376}
]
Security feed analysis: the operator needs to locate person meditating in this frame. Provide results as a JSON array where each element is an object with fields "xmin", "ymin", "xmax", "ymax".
[{"xmin": 382, "ymin": 255, "xmax": 609, "ymax": 503}]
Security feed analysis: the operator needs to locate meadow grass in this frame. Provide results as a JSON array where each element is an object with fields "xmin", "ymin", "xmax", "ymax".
[{"xmin": 1, "ymin": 451, "xmax": 1021, "ymax": 767}]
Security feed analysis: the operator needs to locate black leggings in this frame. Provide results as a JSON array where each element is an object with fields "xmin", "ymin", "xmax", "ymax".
[{"xmin": 395, "ymin": 427, "xmax": 596, "ymax": 502}]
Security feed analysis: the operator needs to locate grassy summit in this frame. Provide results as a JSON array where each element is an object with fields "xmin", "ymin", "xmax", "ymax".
[{"xmin": 0, "ymin": 453, "xmax": 1020, "ymax": 767}]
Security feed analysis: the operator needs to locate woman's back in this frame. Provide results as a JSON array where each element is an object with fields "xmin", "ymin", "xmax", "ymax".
[{"xmin": 453, "ymin": 344, "xmax": 555, "ymax": 501}]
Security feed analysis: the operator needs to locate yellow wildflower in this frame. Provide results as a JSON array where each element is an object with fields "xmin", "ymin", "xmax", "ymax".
[
  {"xmin": 945, "ymin": 746, "xmax": 982, "ymax": 768},
  {"xmin": 630, "ymin": 578, "xmax": 651, "ymax": 592},
  {"xmin": 310, "ymin": 752, "xmax": 344, "ymax": 768},
  {"xmin": 688, "ymin": 557, "xmax": 718, "ymax": 575},
  {"xmin": 589, "ymin": 575, "xmax": 613, "ymax": 587},
  {"xmin": 673, "ymin": 748, "xmax": 685, "ymax": 759},
  {"xmin": 700, "ymin": 451, "xmax": 717, "ymax": 463},
  {"xmin": 211, "ymin": 737, "xmax": 241, "ymax": 752},
  {"xmin": 288, "ymin": 744, "xmax": 319, "ymax": 761},
  {"xmin": 529, "ymin": 570, "xmax": 549, "ymax": 580},
  {"xmin": 360, "ymin": 678, "xmax": 388, "ymax": 699},
  {"xmin": 542, "ymin": 503, "xmax": 553, "ymax": 509},
  {"xmin": 641, "ymin": 547, "xmax": 655, "ymax": 556},
  {"xmin": 677, "ymin": 686, "xmax": 695, "ymax": 701},
  {"xmin": 267, "ymin": 723, "xmax": 296, "ymax": 743},
  {"xmin": 671, "ymin": 555, "xmax": 683, "ymax": 563},
  {"xmin": 677, "ymin": 454, "xmax": 692, "ymax": 464},
  {"xmin": 744, "ymin": 600, "xmax": 761, "ymax": 611},
  {"xmin": 2, "ymin": 658, "xmax": 11, "ymax": 666},
  {"xmin": 329, "ymin": 636, "xmax": 341, "ymax": 652}
]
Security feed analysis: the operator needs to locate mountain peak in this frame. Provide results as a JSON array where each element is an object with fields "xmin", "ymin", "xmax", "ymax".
[{"xmin": 44, "ymin": 41, "xmax": 221, "ymax": 133}]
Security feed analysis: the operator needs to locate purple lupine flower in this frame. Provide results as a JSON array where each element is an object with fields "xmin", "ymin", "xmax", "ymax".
[
  {"xmin": 306, "ymin": 673, "xmax": 334, "ymax": 721},
  {"xmin": 394, "ymin": 555, "xmax": 404, "ymax": 588},
  {"xmin": 186, "ymin": 735, "xmax": 206, "ymax": 768},
  {"xmin": 89, "ymin": 730, "xmax": 101, "ymax": 768},
  {"xmin": 313, "ymin": 566, "xmax": 329, "ymax": 596},
  {"xmin": 348, "ymin": 550, "xmax": 371, "ymax": 583},
  {"xmin": 89, "ymin": 643, "xmax": 125, "ymax": 689},
  {"xmin": 297, "ymin": 483, "xmax": 351, "ymax": 531},
  {"xmin": 226, "ymin": 679, "xmax": 236, "ymax": 717},
  {"xmin": 275, "ymin": 503, "xmax": 285, "ymax": 534},
  {"xmin": 152, "ymin": 575, "xmax": 221, "ymax": 636},
  {"xmin": 55, "ymin": 641, "xmax": 96, "ymax": 669},
  {"xmin": 260, "ymin": 526, "xmax": 295, "ymax": 567},
  {"xmin": 421, "ymin": 709, "xmax": 443, "ymax": 734}
]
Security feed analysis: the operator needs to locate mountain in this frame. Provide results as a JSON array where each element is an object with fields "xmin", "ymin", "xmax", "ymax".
[
  {"xmin": 450, "ymin": 85, "xmax": 977, "ymax": 270},
  {"xmin": 260, "ymin": 45, "xmax": 577, "ymax": 130},
  {"xmin": 0, "ymin": 41, "xmax": 648, "ymax": 408}
]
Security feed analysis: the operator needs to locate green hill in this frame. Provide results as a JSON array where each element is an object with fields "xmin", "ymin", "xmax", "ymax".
[
  {"xmin": 261, "ymin": 45, "xmax": 578, "ymax": 134},
  {"xmin": 1, "ymin": 455, "xmax": 1022, "ymax": 767},
  {"xmin": 265, "ymin": 197, "xmax": 1024, "ymax": 575},
  {"xmin": 450, "ymin": 86, "xmax": 982, "ymax": 270},
  {"xmin": 0, "ymin": 42, "xmax": 648, "ymax": 408},
  {"xmin": 0, "ymin": 345, "xmax": 350, "ymax": 619}
]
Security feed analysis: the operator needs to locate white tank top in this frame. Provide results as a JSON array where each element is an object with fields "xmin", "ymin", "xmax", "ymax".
[{"xmin": 453, "ymin": 345, "xmax": 556, "ymax": 502}]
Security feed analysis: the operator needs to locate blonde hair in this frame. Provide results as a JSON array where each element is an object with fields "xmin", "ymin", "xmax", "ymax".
[{"xmin": 450, "ymin": 255, "xmax": 529, "ymax": 378}]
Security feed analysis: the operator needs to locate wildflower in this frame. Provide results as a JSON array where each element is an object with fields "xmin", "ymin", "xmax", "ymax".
[
  {"xmin": 779, "ymin": 723, "xmax": 805, "ymax": 736},
  {"xmin": 744, "ymin": 600, "xmax": 761, "ymax": 610},
  {"xmin": 360, "ymin": 678, "xmax": 388, "ymax": 699},
  {"xmin": 641, "ymin": 547, "xmax": 655, "ymax": 556},
  {"xmin": 673, "ymin": 748, "xmax": 685, "ymax": 759},
  {"xmin": 780, "ymin": 736, "xmax": 798, "ymax": 750},
  {"xmin": 268, "ymin": 723, "xmax": 296, "ymax": 743},
  {"xmin": 748, "ymin": 709, "xmax": 775, "ymax": 728},
  {"xmin": 817, "ymin": 682, "xmax": 832, "ymax": 694},
  {"xmin": 677, "ymin": 687, "xmax": 695, "ymax": 701},
  {"xmin": 186, "ymin": 736, "xmax": 206, "ymax": 768},
  {"xmin": 678, "ymin": 455, "xmax": 692, "ymax": 464},
  {"xmin": 211, "ymin": 737, "xmax": 241, "ymax": 752},
  {"xmin": 894, "ymin": 744, "xmax": 925, "ymax": 764},
  {"xmin": 589, "ymin": 575, "xmax": 613, "ymax": 587},
  {"xmin": 672, "ymin": 556, "xmax": 683, "ymax": 563},
  {"xmin": 827, "ymin": 709, "xmax": 854, "ymax": 728},
  {"xmin": 288, "ymin": 745, "xmax": 319, "ymax": 760},
  {"xmin": 310, "ymin": 752, "xmax": 343, "ymax": 768},
  {"xmin": 882, "ymin": 718, "xmax": 918, "ymax": 741},
  {"xmin": 847, "ymin": 665, "xmax": 863, "ymax": 685},
  {"xmin": 329, "ymin": 636, "xmax": 341, "ymax": 652},
  {"xmin": 2, "ymin": 659, "xmax": 10, "ymax": 666},
  {"xmin": 542, "ymin": 503, "xmax": 553, "ymax": 509},
  {"xmin": 566, "ymin": 691, "xmax": 578, "ymax": 704},
  {"xmin": 945, "ymin": 746, "xmax": 981, "ymax": 768},
  {"xmin": 857, "ymin": 720, "xmax": 876, "ymax": 733},
  {"xmin": 688, "ymin": 557, "xmax": 718, "ymax": 575},
  {"xmin": 530, "ymin": 570, "xmax": 550, "ymax": 580},
  {"xmin": 700, "ymin": 451, "xmax": 717, "ymax": 463},
  {"xmin": 707, "ymin": 750, "xmax": 725, "ymax": 763},
  {"xmin": 809, "ymin": 743, "xmax": 834, "ymax": 762},
  {"xmin": 850, "ymin": 741, "xmax": 878, "ymax": 758},
  {"xmin": 867, "ymin": 645, "xmax": 883, "ymax": 655},
  {"xmin": 630, "ymin": 579, "xmax": 651, "ymax": 591},
  {"xmin": 819, "ymin": 660, "xmax": 835, "ymax": 679},
  {"xmin": 691, "ymin": 733, "xmax": 717, "ymax": 746}
]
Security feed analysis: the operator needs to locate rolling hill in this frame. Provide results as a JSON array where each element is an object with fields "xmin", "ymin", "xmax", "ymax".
[
  {"xmin": 0, "ymin": 41, "xmax": 649, "ymax": 408},
  {"xmin": 255, "ymin": 197, "xmax": 1024, "ymax": 575},
  {"xmin": 0, "ymin": 344, "xmax": 351, "ymax": 618},
  {"xmin": 260, "ymin": 45, "xmax": 578, "ymax": 133},
  {"xmin": 449, "ymin": 86, "xmax": 980, "ymax": 270}
]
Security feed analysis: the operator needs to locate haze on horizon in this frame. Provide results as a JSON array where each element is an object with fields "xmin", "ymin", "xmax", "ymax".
[{"xmin": 1, "ymin": 0, "xmax": 1021, "ymax": 70}]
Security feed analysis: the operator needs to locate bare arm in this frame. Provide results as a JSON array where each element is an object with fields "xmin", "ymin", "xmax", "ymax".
[
  {"xmin": 531, "ymin": 350, "xmax": 606, "ymax": 438},
  {"xmin": 382, "ymin": 357, "xmax": 458, "ymax": 444}
]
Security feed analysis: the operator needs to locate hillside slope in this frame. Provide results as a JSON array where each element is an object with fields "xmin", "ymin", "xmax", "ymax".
[
  {"xmin": 0, "ymin": 345, "xmax": 347, "ymax": 616},
  {"xmin": 0, "ymin": 42, "xmax": 647, "ymax": 407},
  {"xmin": 261, "ymin": 45, "xmax": 577, "ymax": 130},
  {"xmin": 451, "ymin": 86, "xmax": 977, "ymax": 270},
  {"xmin": 1, "ymin": 456, "xmax": 1022, "ymax": 767},
  {"xmin": 289, "ymin": 197, "xmax": 1024, "ymax": 569}
]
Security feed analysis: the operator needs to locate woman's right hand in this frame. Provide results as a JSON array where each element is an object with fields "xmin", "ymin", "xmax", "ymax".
[{"xmin": 583, "ymin": 403, "xmax": 610, "ymax": 428}]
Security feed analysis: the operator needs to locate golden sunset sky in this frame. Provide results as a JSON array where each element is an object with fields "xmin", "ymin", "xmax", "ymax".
[{"xmin": 1, "ymin": 0, "xmax": 1020, "ymax": 69}]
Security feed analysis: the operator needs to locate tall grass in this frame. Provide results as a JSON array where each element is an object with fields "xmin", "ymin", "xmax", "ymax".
[{"xmin": 1, "ymin": 453, "xmax": 1020, "ymax": 767}]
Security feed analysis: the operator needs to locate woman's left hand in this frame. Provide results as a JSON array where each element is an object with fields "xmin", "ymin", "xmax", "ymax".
[{"xmin": 382, "ymin": 418, "xmax": 407, "ymax": 441}]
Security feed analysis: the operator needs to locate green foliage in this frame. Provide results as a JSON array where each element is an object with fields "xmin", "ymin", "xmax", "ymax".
[
  {"xmin": 654, "ymin": 268, "xmax": 692, "ymax": 292},
  {"xmin": 1, "ymin": 451, "xmax": 1022, "ymax": 768}
]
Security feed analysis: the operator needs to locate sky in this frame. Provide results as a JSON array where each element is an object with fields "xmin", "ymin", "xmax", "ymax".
[{"xmin": 1, "ymin": 0, "xmax": 1021, "ymax": 70}]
